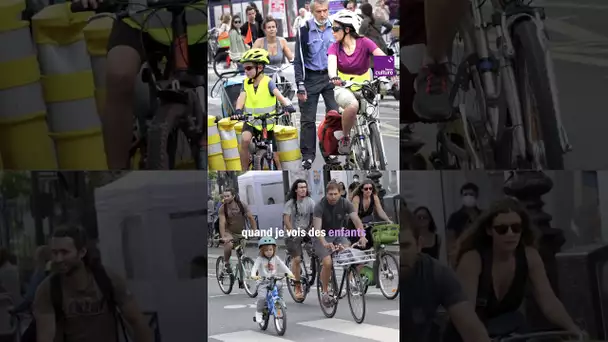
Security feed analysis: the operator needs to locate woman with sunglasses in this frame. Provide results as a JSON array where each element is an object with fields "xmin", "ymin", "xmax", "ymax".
[
  {"xmin": 413, "ymin": 206, "xmax": 440, "ymax": 259},
  {"xmin": 444, "ymin": 197, "xmax": 581, "ymax": 341},
  {"xmin": 229, "ymin": 15, "xmax": 249, "ymax": 68},
  {"xmin": 349, "ymin": 180, "xmax": 392, "ymax": 249}
]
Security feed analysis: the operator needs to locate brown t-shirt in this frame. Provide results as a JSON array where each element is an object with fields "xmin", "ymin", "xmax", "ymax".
[
  {"xmin": 34, "ymin": 268, "xmax": 132, "ymax": 342},
  {"xmin": 219, "ymin": 201, "xmax": 250, "ymax": 236}
]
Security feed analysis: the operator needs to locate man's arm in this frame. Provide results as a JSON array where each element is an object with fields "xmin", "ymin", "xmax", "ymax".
[
  {"xmin": 293, "ymin": 26, "xmax": 305, "ymax": 85},
  {"xmin": 218, "ymin": 205, "xmax": 227, "ymax": 238},
  {"xmin": 283, "ymin": 201, "xmax": 294, "ymax": 231},
  {"xmin": 245, "ymin": 206, "xmax": 257, "ymax": 230},
  {"xmin": 33, "ymin": 280, "xmax": 55, "ymax": 342},
  {"xmin": 110, "ymin": 272, "xmax": 154, "ymax": 342}
]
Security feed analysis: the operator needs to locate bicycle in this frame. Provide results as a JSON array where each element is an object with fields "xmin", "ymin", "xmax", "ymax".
[
  {"xmin": 327, "ymin": 79, "xmax": 390, "ymax": 171},
  {"xmin": 213, "ymin": 50, "xmax": 240, "ymax": 78},
  {"xmin": 433, "ymin": 0, "xmax": 571, "ymax": 170},
  {"xmin": 253, "ymin": 275, "xmax": 288, "ymax": 336},
  {"xmin": 207, "ymin": 215, "xmax": 220, "ymax": 248},
  {"xmin": 71, "ymin": 0, "xmax": 206, "ymax": 170},
  {"xmin": 284, "ymin": 236, "xmax": 318, "ymax": 304},
  {"xmin": 265, "ymin": 63, "xmax": 297, "ymax": 126},
  {"xmin": 232, "ymin": 111, "xmax": 296, "ymax": 170},
  {"xmin": 215, "ymin": 238, "xmax": 258, "ymax": 297},
  {"xmin": 208, "ymin": 27, "xmax": 219, "ymax": 65},
  {"xmin": 317, "ymin": 241, "xmax": 375, "ymax": 323},
  {"xmin": 358, "ymin": 222, "xmax": 399, "ymax": 300}
]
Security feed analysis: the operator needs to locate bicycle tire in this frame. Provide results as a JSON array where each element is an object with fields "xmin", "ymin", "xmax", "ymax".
[
  {"xmin": 378, "ymin": 252, "xmax": 399, "ymax": 300},
  {"xmin": 346, "ymin": 265, "xmax": 366, "ymax": 323},
  {"xmin": 274, "ymin": 300, "xmax": 287, "ymax": 336},
  {"xmin": 213, "ymin": 51, "xmax": 230, "ymax": 78},
  {"xmin": 242, "ymin": 257, "xmax": 258, "ymax": 298},
  {"xmin": 317, "ymin": 265, "xmax": 338, "ymax": 318},
  {"xmin": 215, "ymin": 257, "xmax": 234, "ymax": 295},
  {"xmin": 146, "ymin": 103, "xmax": 187, "ymax": 169},
  {"xmin": 511, "ymin": 20, "xmax": 564, "ymax": 169},
  {"xmin": 368, "ymin": 122, "xmax": 387, "ymax": 170},
  {"xmin": 258, "ymin": 309, "xmax": 269, "ymax": 330},
  {"xmin": 308, "ymin": 256, "xmax": 317, "ymax": 287},
  {"xmin": 285, "ymin": 255, "xmax": 306, "ymax": 303}
]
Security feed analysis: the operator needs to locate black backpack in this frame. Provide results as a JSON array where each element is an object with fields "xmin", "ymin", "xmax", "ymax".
[{"xmin": 21, "ymin": 266, "xmax": 128, "ymax": 342}]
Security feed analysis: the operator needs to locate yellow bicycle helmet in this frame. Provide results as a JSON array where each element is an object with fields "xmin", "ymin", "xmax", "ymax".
[{"xmin": 240, "ymin": 48, "xmax": 270, "ymax": 65}]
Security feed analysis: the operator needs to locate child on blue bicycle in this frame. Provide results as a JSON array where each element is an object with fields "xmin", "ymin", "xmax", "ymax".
[{"xmin": 251, "ymin": 237, "xmax": 295, "ymax": 323}]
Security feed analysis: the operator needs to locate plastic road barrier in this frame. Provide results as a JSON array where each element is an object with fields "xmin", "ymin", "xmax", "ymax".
[
  {"xmin": 274, "ymin": 125, "xmax": 302, "ymax": 170},
  {"xmin": 217, "ymin": 118, "xmax": 241, "ymax": 170},
  {"xmin": 207, "ymin": 116, "xmax": 226, "ymax": 170}
]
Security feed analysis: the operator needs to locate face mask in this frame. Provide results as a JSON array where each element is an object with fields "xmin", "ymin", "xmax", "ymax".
[
  {"xmin": 314, "ymin": 17, "xmax": 327, "ymax": 26},
  {"xmin": 462, "ymin": 195, "xmax": 476, "ymax": 207}
]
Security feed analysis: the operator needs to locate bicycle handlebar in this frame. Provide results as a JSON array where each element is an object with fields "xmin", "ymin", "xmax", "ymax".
[
  {"xmin": 340, "ymin": 78, "xmax": 388, "ymax": 88},
  {"xmin": 265, "ymin": 63, "xmax": 293, "ymax": 73},
  {"xmin": 230, "ymin": 111, "xmax": 292, "ymax": 123}
]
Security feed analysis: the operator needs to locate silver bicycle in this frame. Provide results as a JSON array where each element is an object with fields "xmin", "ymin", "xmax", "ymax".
[
  {"xmin": 266, "ymin": 63, "xmax": 297, "ymax": 128},
  {"xmin": 439, "ymin": 0, "xmax": 571, "ymax": 170}
]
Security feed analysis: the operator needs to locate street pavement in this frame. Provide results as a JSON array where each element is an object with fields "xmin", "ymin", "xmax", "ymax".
[
  {"xmin": 207, "ymin": 42, "xmax": 400, "ymax": 171},
  {"xmin": 207, "ymin": 246, "xmax": 400, "ymax": 342},
  {"xmin": 411, "ymin": 0, "xmax": 608, "ymax": 169}
]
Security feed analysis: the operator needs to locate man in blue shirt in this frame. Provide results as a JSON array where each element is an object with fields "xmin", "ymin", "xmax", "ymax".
[{"xmin": 294, "ymin": 0, "xmax": 340, "ymax": 169}]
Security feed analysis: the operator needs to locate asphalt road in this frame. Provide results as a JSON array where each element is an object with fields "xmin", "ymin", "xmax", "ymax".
[
  {"xmin": 207, "ymin": 248, "xmax": 400, "ymax": 342},
  {"xmin": 411, "ymin": 0, "xmax": 608, "ymax": 170},
  {"xmin": 207, "ymin": 42, "xmax": 400, "ymax": 171}
]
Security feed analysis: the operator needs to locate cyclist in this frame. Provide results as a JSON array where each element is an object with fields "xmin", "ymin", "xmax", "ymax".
[
  {"xmin": 312, "ymin": 181, "xmax": 367, "ymax": 307},
  {"xmin": 328, "ymin": 10, "xmax": 386, "ymax": 154},
  {"xmin": 232, "ymin": 49, "xmax": 297, "ymax": 171},
  {"xmin": 349, "ymin": 180, "xmax": 392, "ymax": 249},
  {"xmin": 218, "ymin": 188, "xmax": 258, "ymax": 275},
  {"xmin": 251, "ymin": 237, "xmax": 295, "ymax": 323},
  {"xmin": 283, "ymin": 179, "xmax": 316, "ymax": 301},
  {"xmin": 399, "ymin": 201, "xmax": 490, "ymax": 341},
  {"xmin": 78, "ymin": 0, "xmax": 207, "ymax": 169},
  {"xmin": 445, "ymin": 198, "xmax": 581, "ymax": 340}
]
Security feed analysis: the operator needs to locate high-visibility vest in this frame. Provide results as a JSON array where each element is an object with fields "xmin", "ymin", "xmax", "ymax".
[
  {"xmin": 338, "ymin": 69, "xmax": 372, "ymax": 92},
  {"xmin": 122, "ymin": 1, "xmax": 207, "ymax": 45},
  {"xmin": 243, "ymin": 75, "xmax": 276, "ymax": 131}
]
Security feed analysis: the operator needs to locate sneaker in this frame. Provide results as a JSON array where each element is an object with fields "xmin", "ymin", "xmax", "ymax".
[
  {"xmin": 338, "ymin": 136, "xmax": 351, "ymax": 155},
  {"xmin": 255, "ymin": 311, "xmax": 263, "ymax": 323},
  {"xmin": 413, "ymin": 63, "xmax": 453, "ymax": 121},
  {"xmin": 224, "ymin": 263, "xmax": 232, "ymax": 274},
  {"xmin": 295, "ymin": 284, "xmax": 304, "ymax": 300},
  {"xmin": 321, "ymin": 292, "xmax": 332, "ymax": 308},
  {"xmin": 301, "ymin": 159, "xmax": 313, "ymax": 170}
]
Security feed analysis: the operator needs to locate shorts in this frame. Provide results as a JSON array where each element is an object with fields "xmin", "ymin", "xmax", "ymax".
[
  {"xmin": 313, "ymin": 235, "xmax": 351, "ymax": 261},
  {"xmin": 242, "ymin": 122, "xmax": 278, "ymax": 150},
  {"xmin": 285, "ymin": 237, "xmax": 303, "ymax": 257},
  {"xmin": 107, "ymin": 19, "xmax": 207, "ymax": 75},
  {"xmin": 334, "ymin": 87, "xmax": 361, "ymax": 109}
]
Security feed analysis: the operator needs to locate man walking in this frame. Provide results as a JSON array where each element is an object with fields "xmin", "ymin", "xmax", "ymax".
[{"xmin": 294, "ymin": 0, "xmax": 340, "ymax": 169}]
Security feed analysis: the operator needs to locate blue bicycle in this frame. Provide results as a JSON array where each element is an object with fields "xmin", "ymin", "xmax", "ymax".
[{"xmin": 253, "ymin": 275, "xmax": 289, "ymax": 336}]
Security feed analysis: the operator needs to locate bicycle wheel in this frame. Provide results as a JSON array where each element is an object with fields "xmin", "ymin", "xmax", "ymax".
[
  {"xmin": 273, "ymin": 300, "xmax": 287, "ymax": 336},
  {"xmin": 378, "ymin": 252, "xmax": 399, "ymax": 300},
  {"xmin": 213, "ymin": 51, "xmax": 230, "ymax": 78},
  {"xmin": 258, "ymin": 308, "xmax": 269, "ymax": 330},
  {"xmin": 368, "ymin": 122, "xmax": 387, "ymax": 170},
  {"xmin": 307, "ymin": 256, "xmax": 317, "ymax": 288},
  {"xmin": 346, "ymin": 265, "xmax": 366, "ymax": 323},
  {"xmin": 241, "ymin": 257, "xmax": 258, "ymax": 298},
  {"xmin": 316, "ymin": 265, "xmax": 338, "ymax": 318},
  {"xmin": 285, "ymin": 255, "xmax": 307, "ymax": 303},
  {"xmin": 146, "ymin": 103, "xmax": 188, "ymax": 169},
  {"xmin": 215, "ymin": 257, "xmax": 234, "ymax": 294},
  {"xmin": 511, "ymin": 20, "xmax": 564, "ymax": 169}
]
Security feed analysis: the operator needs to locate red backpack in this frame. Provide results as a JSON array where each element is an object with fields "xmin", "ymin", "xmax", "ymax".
[{"xmin": 317, "ymin": 110, "xmax": 342, "ymax": 157}]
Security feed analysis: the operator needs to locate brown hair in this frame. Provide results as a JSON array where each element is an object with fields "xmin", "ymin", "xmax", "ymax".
[
  {"xmin": 326, "ymin": 181, "xmax": 341, "ymax": 193},
  {"xmin": 259, "ymin": 244, "xmax": 276, "ymax": 257},
  {"xmin": 456, "ymin": 197, "xmax": 538, "ymax": 265},
  {"xmin": 263, "ymin": 16, "xmax": 278, "ymax": 29},
  {"xmin": 351, "ymin": 180, "xmax": 377, "ymax": 199}
]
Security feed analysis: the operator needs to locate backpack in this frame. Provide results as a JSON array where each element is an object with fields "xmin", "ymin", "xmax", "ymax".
[
  {"xmin": 317, "ymin": 110, "xmax": 342, "ymax": 158},
  {"xmin": 21, "ymin": 266, "xmax": 128, "ymax": 342}
]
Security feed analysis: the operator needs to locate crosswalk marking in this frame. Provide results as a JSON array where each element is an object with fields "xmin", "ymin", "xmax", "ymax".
[
  {"xmin": 298, "ymin": 318, "xmax": 399, "ymax": 341},
  {"xmin": 210, "ymin": 330, "xmax": 293, "ymax": 342},
  {"xmin": 378, "ymin": 310, "xmax": 399, "ymax": 317}
]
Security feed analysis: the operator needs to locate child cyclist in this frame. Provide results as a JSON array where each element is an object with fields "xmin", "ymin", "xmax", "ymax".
[
  {"xmin": 251, "ymin": 237, "xmax": 295, "ymax": 323},
  {"xmin": 231, "ymin": 48, "xmax": 297, "ymax": 171}
]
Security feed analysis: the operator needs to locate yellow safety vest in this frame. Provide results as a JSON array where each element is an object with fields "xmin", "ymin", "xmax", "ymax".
[
  {"xmin": 122, "ymin": 1, "xmax": 207, "ymax": 45},
  {"xmin": 338, "ymin": 69, "xmax": 372, "ymax": 91},
  {"xmin": 243, "ymin": 75, "xmax": 276, "ymax": 131}
]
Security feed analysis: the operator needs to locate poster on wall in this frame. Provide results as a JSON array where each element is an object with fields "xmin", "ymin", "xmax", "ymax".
[
  {"xmin": 328, "ymin": 0, "xmax": 343, "ymax": 16},
  {"xmin": 269, "ymin": 0, "xmax": 285, "ymax": 19}
]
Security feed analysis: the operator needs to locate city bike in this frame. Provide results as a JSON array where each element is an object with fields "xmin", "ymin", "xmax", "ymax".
[
  {"xmin": 266, "ymin": 63, "xmax": 297, "ymax": 127},
  {"xmin": 71, "ymin": 0, "xmax": 206, "ymax": 169},
  {"xmin": 317, "ymin": 241, "xmax": 375, "ymax": 323},
  {"xmin": 434, "ymin": 0, "xmax": 571, "ymax": 170},
  {"xmin": 253, "ymin": 275, "xmax": 288, "ymax": 336},
  {"xmin": 359, "ymin": 222, "xmax": 400, "ymax": 300},
  {"xmin": 285, "ymin": 237, "xmax": 318, "ymax": 303},
  {"xmin": 215, "ymin": 238, "xmax": 257, "ymax": 297}
]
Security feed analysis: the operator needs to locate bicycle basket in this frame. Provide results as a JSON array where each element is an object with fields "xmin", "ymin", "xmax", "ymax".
[
  {"xmin": 333, "ymin": 248, "xmax": 375, "ymax": 268},
  {"xmin": 371, "ymin": 223, "xmax": 399, "ymax": 245},
  {"xmin": 221, "ymin": 76, "xmax": 245, "ymax": 117}
]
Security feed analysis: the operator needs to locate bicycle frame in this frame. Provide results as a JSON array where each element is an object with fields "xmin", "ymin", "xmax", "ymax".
[{"xmin": 264, "ymin": 279, "xmax": 283, "ymax": 316}]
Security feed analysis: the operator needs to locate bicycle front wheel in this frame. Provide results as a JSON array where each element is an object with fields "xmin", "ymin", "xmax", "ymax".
[
  {"xmin": 378, "ymin": 252, "xmax": 400, "ymax": 300},
  {"xmin": 317, "ymin": 265, "xmax": 338, "ymax": 318},
  {"xmin": 241, "ymin": 257, "xmax": 258, "ymax": 298},
  {"xmin": 512, "ymin": 19, "xmax": 564, "ymax": 169},
  {"xmin": 146, "ymin": 103, "xmax": 188, "ymax": 169},
  {"xmin": 368, "ymin": 122, "xmax": 387, "ymax": 170},
  {"xmin": 215, "ymin": 257, "xmax": 234, "ymax": 294},
  {"xmin": 346, "ymin": 266, "xmax": 366, "ymax": 323},
  {"xmin": 273, "ymin": 300, "xmax": 287, "ymax": 336}
]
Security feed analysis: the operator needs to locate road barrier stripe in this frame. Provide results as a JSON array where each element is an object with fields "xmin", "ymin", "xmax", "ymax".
[{"xmin": 298, "ymin": 318, "xmax": 399, "ymax": 341}]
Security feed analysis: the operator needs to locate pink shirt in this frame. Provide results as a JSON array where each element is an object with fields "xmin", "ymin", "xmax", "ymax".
[{"xmin": 328, "ymin": 37, "xmax": 378, "ymax": 76}]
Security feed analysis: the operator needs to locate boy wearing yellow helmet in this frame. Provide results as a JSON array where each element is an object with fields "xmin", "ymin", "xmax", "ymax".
[{"xmin": 232, "ymin": 48, "xmax": 297, "ymax": 170}]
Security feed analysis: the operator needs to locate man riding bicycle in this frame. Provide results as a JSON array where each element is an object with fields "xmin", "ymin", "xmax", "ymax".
[
  {"xmin": 312, "ymin": 181, "xmax": 366, "ymax": 307},
  {"xmin": 218, "ymin": 188, "xmax": 258, "ymax": 275},
  {"xmin": 328, "ymin": 10, "xmax": 386, "ymax": 155},
  {"xmin": 78, "ymin": 0, "xmax": 207, "ymax": 169},
  {"xmin": 231, "ymin": 49, "xmax": 297, "ymax": 170}
]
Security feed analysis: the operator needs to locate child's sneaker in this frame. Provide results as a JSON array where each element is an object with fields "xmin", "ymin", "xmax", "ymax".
[{"xmin": 255, "ymin": 311, "xmax": 263, "ymax": 323}]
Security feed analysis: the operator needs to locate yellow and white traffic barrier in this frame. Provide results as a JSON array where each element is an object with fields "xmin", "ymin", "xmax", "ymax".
[
  {"xmin": 207, "ymin": 116, "xmax": 226, "ymax": 170},
  {"xmin": 217, "ymin": 118, "xmax": 241, "ymax": 171},
  {"xmin": 83, "ymin": 16, "xmax": 112, "ymax": 117},
  {"xmin": 32, "ymin": 3, "xmax": 107, "ymax": 169},
  {"xmin": 0, "ymin": 0, "xmax": 57, "ymax": 169},
  {"xmin": 234, "ymin": 121, "xmax": 244, "ymax": 146},
  {"xmin": 274, "ymin": 125, "xmax": 302, "ymax": 170}
]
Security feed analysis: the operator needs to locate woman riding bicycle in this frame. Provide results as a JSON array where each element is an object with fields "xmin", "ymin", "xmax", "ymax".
[
  {"xmin": 444, "ymin": 198, "xmax": 581, "ymax": 341},
  {"xmin": 328, "ymin": 10, "xmax": 386, "ymax": 155},
  {"xmin": 232, "ymin": 48, "xmax": 297, "ymax": 170},
  {"xmin": 348, "ymin": 180, "xmax": 392, "ymax": 249}
]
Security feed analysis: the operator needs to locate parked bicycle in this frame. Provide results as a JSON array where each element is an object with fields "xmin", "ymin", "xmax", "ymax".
[
  {"xmin": 284, "ymin": 237, "xmax": 318, "ymax": 304},
  {"xmin": 318, "ymin": 241, "xmax": 375, "ymax": 323},
  {"xmin": 71, "ymin": 0, "xmax": 206, "ymax": 169},
  {"xmin": 253, "ymin": 275, "xmax": 288, "ymax": 336},
  {"xmin": 359, "ymin": 222, "xmax": 399, "ymax": 300},
  {"xmin": 433, "ymin": 0, "xmax": 571, "ymax": 170},
  {"xmin": 215, "ymin": 238, "xmax": 257, "ymax": 297}
]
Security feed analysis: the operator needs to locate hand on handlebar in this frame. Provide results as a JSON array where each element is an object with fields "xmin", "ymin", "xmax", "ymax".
[
  {"xmin": 357, "ymin": 236, "xmax": 368, "ymax": 247},
  {"xmin": 230, "ymin": 109, "xmax": 244, "ymax": 121},
  {"xmin": 251, "ymin": 275, "xmax": 261, "ymax": 281},
  {"xmin": 283, "ymin": 104, "xmax": 296, "ymax": 114}
]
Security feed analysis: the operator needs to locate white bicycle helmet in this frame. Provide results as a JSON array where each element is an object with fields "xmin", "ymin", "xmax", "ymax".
[{"xmin": 332, "ymin": 9, "xmax": 362, "ymax": 35}]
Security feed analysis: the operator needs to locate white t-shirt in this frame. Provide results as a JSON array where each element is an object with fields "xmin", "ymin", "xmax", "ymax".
[{"xmin": 251, "ymin": 255, "xmax": 294, "ymax": 278}]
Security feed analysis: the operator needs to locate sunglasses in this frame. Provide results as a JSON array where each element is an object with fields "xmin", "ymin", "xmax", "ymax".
[
  {"xmin": 492, "ymin": 223, "xmax": 522, "ymax": 235},
  {"xmin": 243, "ymin": 65, "xmax": 256, "ymax": 71},
  {"xmin": 331, "ymin": 26, "xmax": 343, "ymax": 32},
  {"xmin": 234, "ymin": 21, "xmax": 241, "ymax": 24},
  {"xmin": 363, "ymin": 187, "xmax": 373, "ymax": 191}
]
